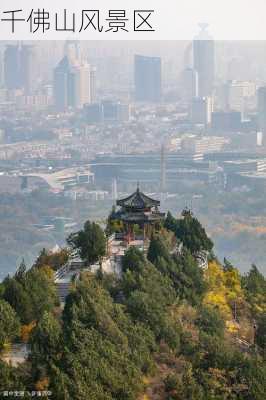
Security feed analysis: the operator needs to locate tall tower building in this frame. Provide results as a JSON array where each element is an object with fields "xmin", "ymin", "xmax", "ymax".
[
  {"xmin": 4, "ymin": 44, "xmax": 36, "ymax": 93},
  {"xmin": 64, "ymin": 40, "xmax": 81, "ymax": 63},
  {"xmin": 181, "ymin": 67, "xmax": 199, "ymax": 102},
  {"xmin": 20, "ymin": 45, "xmax": 35, "ymax": 94},
  {"xmin": 190, "ymin": 96, "xmax": 213, "ymax": 125},
  {"xmin": 4, "ymin": 45, "xmax": 21, "ymax": 90},
  {"xmin": 54, "ymin": 56, "xmax": 71, "ymax": 111},
  {"xmin": 0, "ymin": 50, "xmax": 4, "ymax": 87},
  {"xmin": 257, "ymin": 86, "xmax": 266, "ymax": 135},
  {"xmin": 183, "ymin": 43, "xmax": 193, "ymax": 69},
  {"xmin": 193, "ymin": 24, "xmax": 215, "ymax": 98},
  {"xmin": 90, "ymin": 66, "xmax": 97, "ymax": 103},
  {"xmin": 54, "ymin": 56, "xmax": 92, "ymax": 111},
  {"xmin": 73, "ymin": 63, "xmax": 92, "ymax": 108},
  {"xmin": 134, "ymin": 55, "xmax": 162, "ymax": 102}
]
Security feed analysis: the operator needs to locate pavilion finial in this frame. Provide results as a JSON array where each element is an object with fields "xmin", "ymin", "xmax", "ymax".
[{"xmin": 137, "ymin": 181, "xmax": 140, "ymax": 192}]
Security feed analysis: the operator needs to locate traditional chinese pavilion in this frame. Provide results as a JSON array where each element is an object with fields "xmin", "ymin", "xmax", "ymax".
[{"xmin": 115, "ymin": 186, "xmax": 165, "ymax": 243}]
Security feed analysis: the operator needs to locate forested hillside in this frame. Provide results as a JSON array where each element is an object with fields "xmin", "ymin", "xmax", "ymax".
[{"xmin": 0, "ymin": 212, "xmax": 265, "ymax": 400}]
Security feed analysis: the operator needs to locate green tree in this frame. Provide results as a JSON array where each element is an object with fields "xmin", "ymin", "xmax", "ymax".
[
  {"xmin": 34, "ymin": 248, "xmax": 69, "ymax": 271},
  {"xmin": 0, "ymin": 300, "xmax": 20, "ymax": 350},
  {"xmin": 165, "ymin": 210, "xmax": 213, "ymax": 255},
  {"xmin": 122, "ymin": 246, "xmax": 145, "ymax": 273},
  {"xmin": 196, "ymin": 305, "xmax": 225, "ymax": 338},
  {"xmin": 255, "ymin": 314, "xmax": 266, "ymax": 353},
  {"xmin": 61, "ymin": 274, "xmax": 152, "ymax": 399},
  {"xmin": 67, "ymin": 221, "xmax": 106, "ymax": 265},
  {"xmin": 242, "ymin": 264, "xmax": 266, "ymax": 315},
  {"xmin": 171, "ymin": 250, "xmax": 207, "ymax": 304},
  {"xmin": 147, "ymin": 235, "xmax": 171, "ymax": 265},
  {"xmin": 223, "ymin": 257, "xmax": 234, "ymax": 272},
  {"xmin": 2, "ymin": 267, "xmax": 58, "ymax": 324},
  {"xmin": 164, "ymin": 211, "xmax": 177, "ymax": 232},
  {"xmin": 242, "ymin": 265, "xmax": 266, "ymax": 296},
  {"xmin": 0, "ymin": 361, "xmax": 26, "ymax": 393},
  {"xmin": 30, "ymin": 311, "xmax": 62, "ymax": 364},
  {"xmin": 2, "ymin": 277, "xmax": 34, "ymax": 324},
  {"xmin": 15, "ymin": 259, "xmax": 27, "ymax": 282}
]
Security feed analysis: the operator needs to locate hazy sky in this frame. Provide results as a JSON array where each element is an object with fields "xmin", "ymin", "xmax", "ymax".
[{"xmin": 1, "ymin": 0, "xmax": 266, "ymax": 40}]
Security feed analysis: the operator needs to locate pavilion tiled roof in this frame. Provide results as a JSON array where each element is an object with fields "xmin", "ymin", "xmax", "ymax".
[{"xmin": 117, "ymin": 187, "xmax": 160, "ymax": 210}]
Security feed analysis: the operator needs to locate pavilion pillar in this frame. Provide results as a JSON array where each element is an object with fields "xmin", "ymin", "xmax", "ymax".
[
  {"xmin": 143, "ymin": 223, "xmax": 146, "ymax": 242},
  {"xmin": 129, "ymin": 224, "xmax": 132, "ymax": 243},
  {"xmin": 125, "ymin": 222, "xmax": 129, "ymax": 244}
]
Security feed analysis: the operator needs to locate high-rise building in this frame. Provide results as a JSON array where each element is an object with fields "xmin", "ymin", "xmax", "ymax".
[
  {"xmin": 183, "ymin": 42, "xmax": 193, "ymax": 69},
  {"xmin": 134, "ymin": 55, "xmax": 161, "ymax": 102},
  {"xmin": 64, "ymin": 40, "xmax": 81, "ymax": 63},
  {"xmin": 211, "ymin": 111, "xmax": 242, "ymax": 132},
  {"xmin": 193, "ymin": 24, "xmax": 215, "ymax": 98},
  {"xmin": 181, "ymin": 67, "xmax": 198, "ymax": 102},
  {"xmin": 258, "ymin": 86, "xmax": 266, "ymax": 134},
  {"xmin": 20, "ymin": 45, "xmax": 35, "ymax": 94},
  {"xmin": 90, "ymin": 66, "xmax": 97, "ymax": 103},
  {"xmin": 54, "ymin": 56, "xmax": 71, "ymax": 111},
  {"xmin": 4, "ymin": 44, "xmax": 36, "ymax": 93},
  {"xmin": 0, "ymin": 50, "xmax": 4, "ymax": 87},
  {"xmin": 4, "ymin": 45, "xmax": 21, "ymax": 90},
  {"xmin": 73, "ymin": 63, "xmax": 92, "ymax": 108},
  {"xmin": 54, "ymin": 56, "xmax": 92, "ymax": 111},
  {"xmin": 190, "ymin": 96, "xmax": 213, "ymax": 125},
  {"xmin": 223, "ymin": 80, "xmax": 257, "ymax": 115}
]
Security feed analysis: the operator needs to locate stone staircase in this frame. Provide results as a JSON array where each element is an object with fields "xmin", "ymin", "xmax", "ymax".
[{"xmin": 56, "ymin": 280, "xmax": 71, "ymax": 303}]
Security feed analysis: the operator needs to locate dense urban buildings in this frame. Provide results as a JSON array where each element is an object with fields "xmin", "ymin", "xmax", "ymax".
[{"xmin": 1, "ymin": 39, "xmax": 266, "ymax": 275}]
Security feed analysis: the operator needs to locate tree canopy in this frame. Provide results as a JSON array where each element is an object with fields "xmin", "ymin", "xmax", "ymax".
[
  {"xmin": 0, "ymin": 212, "xmax": 265, "ymax": 400},
  {"xmin": 0, "ymin": 300, "xmax": 20, "ymax": 350},
  {"xmin": 67, "ymin": 220, "xmax": 106, "ymax": 265},
  {"xmin": 165, "ymin": 210, "xmax": 213, "ymax": 254}
]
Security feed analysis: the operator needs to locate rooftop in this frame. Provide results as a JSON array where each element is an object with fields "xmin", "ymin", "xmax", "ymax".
[{"xmin": 117, "ymin": 187, "xmax": 160, "ymax": 210}]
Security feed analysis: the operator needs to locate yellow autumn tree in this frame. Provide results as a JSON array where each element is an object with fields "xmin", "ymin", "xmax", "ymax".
[
  {"xmin": 40, "ymin": 265, "xmax": 55, "ymax": 280},
  {"xmin": 224, "ymin": 268, "xmax": 244, "ymax": 308},
  {"xmin": 204, "ymin": 260, "xmax": 246, "ymax": 322},
  {"xmin": 21, "ymin": 320, "xmax": 36, "ymax": 343},
  {"xmin": 203, "ymin": 261, "xmax": 231, "ymax": 320},
  {"xmin": 35, "ymin": 377, "xmax": 49, "ymax": 391}
]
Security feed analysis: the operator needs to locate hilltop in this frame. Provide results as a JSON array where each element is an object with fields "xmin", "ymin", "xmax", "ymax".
[{"xmin": 0, "ymin": 210, "xmax": 265, "ymax": 400}]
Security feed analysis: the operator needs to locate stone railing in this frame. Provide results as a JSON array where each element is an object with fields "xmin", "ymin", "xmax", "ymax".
[{"xmin": 54, "ymin": 262, "xmax": 71, "ymax": 281}]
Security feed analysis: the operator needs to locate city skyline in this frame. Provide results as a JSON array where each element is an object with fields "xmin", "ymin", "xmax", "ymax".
[{"xmin": 0, "ymin": 38, "xmax": 266, "ymax": 275}]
